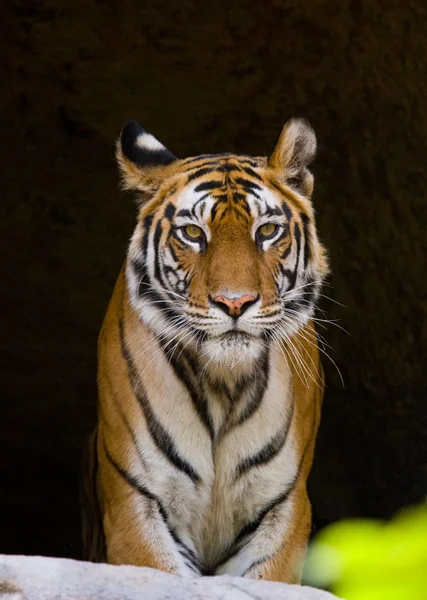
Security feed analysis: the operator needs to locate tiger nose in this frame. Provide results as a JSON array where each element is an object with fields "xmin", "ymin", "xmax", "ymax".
[{"xmin": 211, "ymin": 294, "xmax": 257, "ymax": 317}]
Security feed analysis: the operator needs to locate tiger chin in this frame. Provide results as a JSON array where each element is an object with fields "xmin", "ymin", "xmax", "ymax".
[{"xmin": 80, "ymin": 116, "xmax": 329, "ymax": 584}]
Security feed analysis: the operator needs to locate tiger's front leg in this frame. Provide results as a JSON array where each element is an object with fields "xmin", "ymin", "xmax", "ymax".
[
  {"xmin": 98, "ymin": 442, "xmax": 201, "ymax": 577},
  {"xmin": 215, "ymin": 488, "xmax": 311, "ymax": 584}
]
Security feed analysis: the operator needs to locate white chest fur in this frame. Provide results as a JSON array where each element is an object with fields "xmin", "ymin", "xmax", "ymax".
[{"xmin": 131, "ymin": 337, "xmax": 297, "ymax": 574}]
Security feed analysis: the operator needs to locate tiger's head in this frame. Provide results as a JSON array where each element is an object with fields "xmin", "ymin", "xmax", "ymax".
[{"xmin": 118, "ymin": 119, "xmax": 328, "ymax": 372}]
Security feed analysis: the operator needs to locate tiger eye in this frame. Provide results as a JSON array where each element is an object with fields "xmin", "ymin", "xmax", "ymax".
[
  {"xmin": 184, "ymin": 224, "xmax": 203, "ymax": 240},
  {"xmin": 258, "ymin": 223, "xmax": 278, "ymax": 238}
]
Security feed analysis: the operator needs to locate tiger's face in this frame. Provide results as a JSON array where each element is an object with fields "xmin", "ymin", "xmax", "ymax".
[{"xmin": 120, "ymin": 120, "xmax": 328, "ymax": 370}]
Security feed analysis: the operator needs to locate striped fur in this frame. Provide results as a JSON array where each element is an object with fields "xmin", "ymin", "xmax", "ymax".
[{"xmin": 81, "ymin": 118, "xmax": 329, "ymax": 583}]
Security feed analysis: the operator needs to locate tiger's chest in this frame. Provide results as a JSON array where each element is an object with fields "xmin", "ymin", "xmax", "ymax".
[
  {"xmin": 139, "ymin": 355, "xmax": 296, "ymax": 572},
  {"xmin": 191, "ymin": 398, "xmax": 298, "ymax": 571}
]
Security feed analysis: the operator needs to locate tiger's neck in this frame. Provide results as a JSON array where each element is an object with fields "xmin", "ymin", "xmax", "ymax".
[{"xmin": 119, "ymin": 283, "xmax": 291, "ymax": 441}]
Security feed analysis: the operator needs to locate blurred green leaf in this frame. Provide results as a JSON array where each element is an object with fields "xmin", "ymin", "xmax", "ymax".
[{"xmin": 303, "ymin": 504, "xmax": 427, "ymax": 599}]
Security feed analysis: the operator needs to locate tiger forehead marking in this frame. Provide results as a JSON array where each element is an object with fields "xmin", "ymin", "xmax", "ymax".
[{"xmin": 171, "ymin": 155, "xmax": 295, "ymax": 225}]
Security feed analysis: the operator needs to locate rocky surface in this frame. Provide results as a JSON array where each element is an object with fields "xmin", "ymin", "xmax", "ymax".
[
  {"xmin": 1, "ymin": 0, "xmax": 427, "ymax": 558},
  {"xmin": 0, "ymin": 555, "xmax": 337, "ymax": 599}
]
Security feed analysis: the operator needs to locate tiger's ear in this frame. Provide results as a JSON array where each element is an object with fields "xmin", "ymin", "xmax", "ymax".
[
  {"xmin": 116, "ymin": 120, "xmax": 177, "ymax": 193},
  {"xmin": 268, "ymin": 118, "xmax": 317, "ymax": 198}
]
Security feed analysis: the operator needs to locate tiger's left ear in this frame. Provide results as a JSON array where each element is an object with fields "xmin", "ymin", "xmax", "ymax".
[
  {"xmin": 268, "ymin": 118, "xmax": 317, "ymax": 198},
  {"xmin": 116, "ymin": 120, "xmax": 177, "ymax": 194}
]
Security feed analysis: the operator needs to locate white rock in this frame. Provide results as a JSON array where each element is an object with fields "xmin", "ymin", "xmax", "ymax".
[{"xmin": 0, "ymin": 555, "xmax": 338, "ymax": 599}]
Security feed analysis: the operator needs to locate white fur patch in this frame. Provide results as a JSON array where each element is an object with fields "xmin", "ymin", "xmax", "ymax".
[{"xmin": 135, "ymin": 133, "xmax": 165, "ymax": 152}]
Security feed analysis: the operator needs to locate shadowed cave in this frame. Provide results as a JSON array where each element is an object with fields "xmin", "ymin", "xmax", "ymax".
[{"xmin": 1, "ymin": 0, "xmax": 427, "ymax": 559}]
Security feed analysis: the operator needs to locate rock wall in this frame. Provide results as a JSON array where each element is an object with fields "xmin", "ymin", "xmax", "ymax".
[{"xmin": 1, "ymin": 0, "xmax": 427, "ymax": 558}]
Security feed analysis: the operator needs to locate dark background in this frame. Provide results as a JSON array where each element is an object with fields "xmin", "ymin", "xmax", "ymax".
[{"xmin": 2, "ymin": 0, "xmax": 427, "ymax": 559}]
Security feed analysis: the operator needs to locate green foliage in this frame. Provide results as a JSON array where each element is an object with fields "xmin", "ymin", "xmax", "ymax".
[{"xmin": 302, "ymin": 505, "xmax": 427, "ymax": 599}]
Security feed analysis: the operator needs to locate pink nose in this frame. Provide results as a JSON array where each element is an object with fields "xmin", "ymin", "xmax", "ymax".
[{"xmin": 212, "ymin": 294, "xmax": 257, "ymax": 317}]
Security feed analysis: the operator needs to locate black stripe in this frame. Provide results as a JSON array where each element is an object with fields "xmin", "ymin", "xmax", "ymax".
[
  {"xmin": 106, "ymin": 442, "xmax": 202, "ymax": 574},
  {"xmin": 153, "ymin": 218, "xmax": 188, "ymax": 292},
  {"xmin": 166, "ymin": 238, "xmax": 180, "ymax": 264},
  {"xmin": 252, "ymin": 308, "xmax": 282, "ymax": 320},
  {"xmin": 288, "ymin": 278, "xmax": 317, "ymax": 312},
  {"xmin": 207, "ymin": 370, "xmax": 256, "ymax": 406},
  {"xmin": 214, "ymin": 483, "xmax": 297, "ymax": 572},
  {"xmin": 160, "ymin": 338, "xmax": 215, "ymax": 440},
  {"xmin": 195, "ymin": 192, "xmax": 211, "ymax": 205},
  {"xmin": 273, "ymin": 225, "xmax": 290, "ymax": 246},
  {"xmin": 235, "ymin": 349, "xmax": 270, "ymax": 426},
  {"xmin": 230, "ymin": 157, "xmax": 260, "ymax": 168},
  {"xmin": 173, "ymin": 537, "xmax": 203, "ymax": 573},
  {"xmin": 168, "ymin": 183, "xmax": 178, "ymax": 197},
  {"xmin": 240, "ymin": 158, "xmax": 261, "ymax": 168},
  {"xmin": 181, "ymin": 153, "xmax": 260, "ymax": 167},
  {"xmin": 136, "ymin": 213, "xmax": 154, "ymax": 299},
  {"xmin": 181, "ymin": 153, "xmax": 231, "ymax": 165},
  {"xmin": 153, "ymin": 219, "xmax": 166, "ymax": 285},
  {"xmin": 242, "ymin": 555, "xmax": 270, "ymax": 576},
  {"xmin": 131, "ymin": 259, "xmax": 182, "ymax": 321},
  {"xmin": 234, "ymin": 177, "xmax": 262, "ymax": 191},
  {"xmin": 281, "ymin": 201, "xmax": 293, "ymax": 221},
  {"xmin": 172, "ymin": 237, "xmax": 188, "ymax": 254},
  {"xmin": 270, "ymin": 179, "xmax": 290, "ymax": 198},
  {"xmin": 232, "ymin": 192, "xmax": 252, "ymax": 216},
  {"xmin": 103, "ymin": 368, "xmax": 148, "ymax": 471},
  {"xmin": 206, "ymin": 374, "xmax": 232, "ymax": 399},
  {"xmin": 286, "ymin": 294, "xmax": 313, "ymax": 312},
  {"xmin": 104, "ymin": 442, "xmax": 169, "ymax": 519},
  {"xmin": 235, "ymin": 399, "xmax": 295, "ymax": 478},
  {"xmin": 280, "ymin": 244, "xmax": 292, "ymax": 260},
  {"xmin": 194, "ymin": 180, "xmax": 224, "ymax": 193},
  {"xmin": 164, "ymin": 203, "xmax": 176, "ymax": 221},
  {"xmin": 280, "ymin": 222, "xmax": 301, "ymax": 291},
  {"xmin": 300, "ymin": 213, "xmax": 312, "ymax": 269},
  {"xmin": 280, "ymin": 267, "xmax": 294, "ymax": 281},
  {"xmin": 176, "ymin": 209, "xmax": 192, "ymax": 218},
  {"xmin": 210, "ymin": 193, "xmax": 229, "ymax": 221},
  {"xmin": 236, "ymin": 475, "xmax": 300, "ymax": 543},
  {"xmin": 119, "ymin": 319, "xmax": 200, "ymax": 484},
  {"xmin": 232, "ymin": 206, "xmax": 252, "ymax": 224},
  {"xmin": 132, "ymin": 258, "xmax": 151, "ymax": 299},
  {"xmin": 217, "ymin": 162, "xmax": 242, "ymax": 174},
  {"xmin": 233, "ymin": 191, "xmax": 247, "ymax": 203},
  {"xmin": 187, "ymin": 166, "xmax": 217, "ymax": 182},
  {"xmin": 264, "ymin": 205, "xmax": 283, "ymax": 217},
  {"xmin": 191, "ymin": 194, "xmax": 210, "ymax": 219},
  {"xmin": 293, "ymin": 221, "xmax": 302, "ymax": 278},
  {"xmin": 234, "ymin": 181, "xmax": 262, "ymax": 203},
  {"xmin": 242, "ymin": 166, "xmax": 262, "ymax": 180},
  {"xmin": 140, "ymin": 214, "xmax": 154, "ymax": 255},
  {"xmin": 232, "ymin": 373, "xmax": 253, "ymax": 403},
  {"xmin": 168, "ymin": 526, "xmax": 202, "ymax": 572}
]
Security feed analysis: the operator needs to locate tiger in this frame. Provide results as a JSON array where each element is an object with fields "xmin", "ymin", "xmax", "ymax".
[{"xmin": 80, "ymin": 116, "xmax": 329, "ymax": 584}]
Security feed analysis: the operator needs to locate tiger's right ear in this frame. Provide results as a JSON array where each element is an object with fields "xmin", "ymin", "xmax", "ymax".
[
  {"xmin": 116, "ymin": 120, "xmax": 177, "ymax": 193},
  {"xmin": 268, "ymin": 118, "xmax": 317, "ymax": 198}
]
